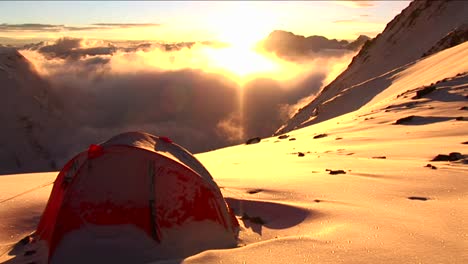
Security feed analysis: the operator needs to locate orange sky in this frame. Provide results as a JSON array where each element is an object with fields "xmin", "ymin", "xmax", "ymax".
[{"xmin": 0, "ymin": 1, "xmax": 411, "ymax": 43}]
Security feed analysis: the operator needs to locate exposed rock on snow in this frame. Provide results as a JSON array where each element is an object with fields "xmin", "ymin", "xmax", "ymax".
[
  {"xmin": 407, "ymin": 196, "xmax": 429, "ymax": 201},
  {"xmin": 245, "ymin": 137, "xmax": 261, "ymax": 145},
  {"xmin": 412, "ymin": 85, "xmax": 436, "ymax": 99},
  {"xmin": 431, "ymin": 152, "xmax": 465, "ymax": 161},
  {"xmin": 425, "ymin": 163, "xmax": 437, "ymax": 169},
  {"xmin": 277, "ymin": 134, "xmax": 289, "ymax": 139},
  {"xmin": 313, "ymin": 133, "xmax": 328, "ymax": 139},
  {"xmin": 326, "ymin": 169, "xmax": 346, "ymax": 175},
  {"xmin": 246, "ymin": 189, "xmax": 263, "ymax": 195},
  {"xmin": 394, "ymin": 115, "xmax": 416, "ymax": 124}
]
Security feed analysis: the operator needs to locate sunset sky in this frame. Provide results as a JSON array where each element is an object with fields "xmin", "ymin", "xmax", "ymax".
[{"xmin": 0, "ymin": 1, "xmax": 411, "ymax": 43}]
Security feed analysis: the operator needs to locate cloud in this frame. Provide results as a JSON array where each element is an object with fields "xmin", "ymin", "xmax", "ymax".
[
  {"xmin": 0, "ymin": 23, "xmax": 160, "ymax": 33},
  {"xmin": 0, "ymin": 23, "xmax": 64, "ymax": 32},
  {"xmin": 19, "ymin": 36, "xmax": 355, "ymax": 155},
  {"xmin": 334, "ymin": 1, "xmax": 375, "ymax": 8},
  {"xmin": 91, "ymin": 23, "xmax": 161, "ymax": 28},
  {"xmin": 23, "ymin": 37, "xmax": 216, "ymax": 61},
  {"xmin": 27, "ymin": 37, "xmax": 116, "ymax": 60},
  {"xmin": 352, "ymin": 1, "xmax": 374, "ymax": 8},
  {"xmin": 61, "ymin": 26, "xmax": 106, "ymax": 31},
  {"xmin": 333, "ymin": 19, "xmax": 358, "ymax": 24},
  {"xmin": 329, "ymin": 20, "xmax": 385, "ymax": 38},
  {"xmin": 332, "ymin": 19, "xmax": 382, "ymax": 27}
]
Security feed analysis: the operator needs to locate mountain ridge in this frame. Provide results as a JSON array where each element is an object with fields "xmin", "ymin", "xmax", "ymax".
[
  {"xmin": 276, "ymin": 0, "xmax": 468, "ymax": 134},
  {"xmin": 259, "ymin": 30, "xmax": 369, "ymax": 60},
  {"xmin": 0, "ymin": 47, "xmax": 64, "ymax": 174}
]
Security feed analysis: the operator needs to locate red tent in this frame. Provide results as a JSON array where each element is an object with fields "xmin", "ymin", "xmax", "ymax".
[{"xmin": 35, "ymin": 132, "xmax": 239, "ymax": 263}]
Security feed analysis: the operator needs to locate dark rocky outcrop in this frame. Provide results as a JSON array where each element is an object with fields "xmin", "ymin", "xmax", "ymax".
[
  {"xmin": 245, "ymin": 137, "xmax": 261, "ymax": 145},
  {"xmin": 431, "ymin": 152, "xmax": 464, "ymax": 161}
]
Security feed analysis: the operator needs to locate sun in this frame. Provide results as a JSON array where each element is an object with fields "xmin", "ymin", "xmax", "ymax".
[
  {"xmin": 202, "ymin": 3, "xmax": 285, "ymax": 83},
  {"xmin": 210, "ymin": 2, "xmax": 278, "ymax": 49},
  {"xmin": 202, "ymin": 46, "xmax": 280, "ymax": 82}
]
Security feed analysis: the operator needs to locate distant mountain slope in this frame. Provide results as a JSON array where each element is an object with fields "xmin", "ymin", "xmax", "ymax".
[
  {"xmin": 0, "ymin": 47, "xmax": 63, "ymax": 174},
  {"xmin": 259, "ymin": 30, "xmax": 369, "ymax": 60},
  {"xmin": 277, "ymin": 0, "xmax": 468, "ymax": 134}
]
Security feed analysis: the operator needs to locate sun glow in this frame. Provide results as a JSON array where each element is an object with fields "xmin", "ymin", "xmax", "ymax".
[
  {"xmin": 202, "ymin": 46, "xmax": 279, "ymax": 81},
  {"xmin": 211, "ymin": 2, "xmax": 278, "ymax": 48},
  {"xmin": 194, "ymin": 2, "xmax": 293, "ymax": 83}
]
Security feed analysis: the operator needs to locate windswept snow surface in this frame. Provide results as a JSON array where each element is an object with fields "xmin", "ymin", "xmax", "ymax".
[
  {"xmin": 1, "ymin": 40, "xmax": 467, "ymax": 263},
  {"xmin": 0, "ymin": 172, "xmax": 56, "ymax": 257}
]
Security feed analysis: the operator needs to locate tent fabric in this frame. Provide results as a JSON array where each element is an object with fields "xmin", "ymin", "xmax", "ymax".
[
  {"xmin": 100, "ymin": 132, "xmax": 216, "ymax": 186},
  {"xmin": 35, "ymin": 131, "xmax": 239, "ymax": 261}
]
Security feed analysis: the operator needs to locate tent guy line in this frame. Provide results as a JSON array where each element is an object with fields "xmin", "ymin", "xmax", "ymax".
[{"xmin": 0, "ymin": 181, "xmax": 54, "ymax": 205}]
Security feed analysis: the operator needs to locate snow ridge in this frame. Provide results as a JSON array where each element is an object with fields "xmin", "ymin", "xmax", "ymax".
[{"xmin": 0, "ymin": 47, "xmax": 63, "ymax": 174}]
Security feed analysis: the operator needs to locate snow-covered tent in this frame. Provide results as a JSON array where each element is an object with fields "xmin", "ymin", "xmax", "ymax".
[{"xmin": 34, "ymin": 131, "xmax": 239, "ymax": 263}]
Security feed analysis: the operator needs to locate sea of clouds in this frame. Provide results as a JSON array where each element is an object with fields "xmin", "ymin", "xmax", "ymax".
[{"xmin": 19, "ymin": 36, "xmax": 355, "ymax": 154}]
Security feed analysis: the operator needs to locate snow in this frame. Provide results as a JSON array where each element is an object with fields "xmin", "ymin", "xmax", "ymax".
[
  {"xmin": 1, "ymin": 39, "xmax": 467, "ymax": 263},
  {"xmin": 48, "ymin": 221, "xmax": 236, "ymax": 264},
  {"xmin": 0, "ymin": 172, "xmax": 55, "ymax": 258},
  {"xmin": 278, "ymin": 0, "xmax": 468, "ymax": 134},
  {"xmin": 291, "ymin": 41, "xmax": 468, "ymax": 129},
  {"xmin": 50, "ymin": 225, "xmax": 160, "ymax": 264},
  {"xmin": 0, "ymin": 47, "xmax": 64, "ymax": 175}
]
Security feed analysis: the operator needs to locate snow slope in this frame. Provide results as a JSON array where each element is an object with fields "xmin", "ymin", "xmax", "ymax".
[
  {"xmin": 0, "ymin": 47, "xmax": 64, "ymax": 174},
  {"xmin": 1, "ymin": 38, "xmax": 467, "ymax": 263},
  {"xmin": 277, "ymin": 0, "xmax": 468, "ymax": 134}
]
